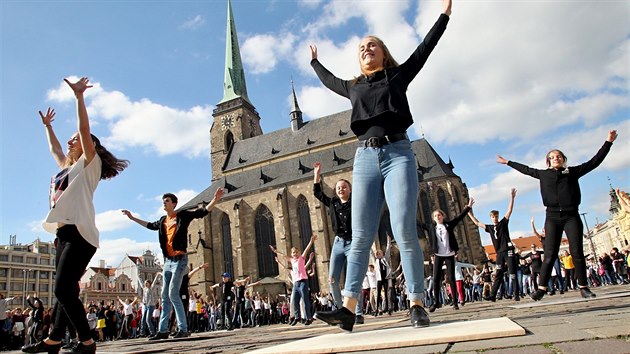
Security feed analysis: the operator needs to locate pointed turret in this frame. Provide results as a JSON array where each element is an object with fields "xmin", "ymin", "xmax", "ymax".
[
  {"xmin": 219, "ymin": 0, "xmax": 250, "ymax": 104},
  {"xmin": 290, "ymin": 79, "xmax": 303, "ymax": 131}
]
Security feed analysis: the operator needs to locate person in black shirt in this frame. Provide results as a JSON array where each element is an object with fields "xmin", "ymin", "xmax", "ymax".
[
  {"xmin": 232, "ymin": 276, "xmax": 260, "ymax": 328},
  {"xmin": 498, "ymin": 130, "xmax": 618, "ymax": 300},
  {"xmin": 469, "ymin": 189, "xmax": 519, "ymax": 301},
  {"xmin": 312, "ymin": 0, "xmax": 453, "ymax": 332},
  {"xmin": 211, "ymin": 273, "xmax": 235, "ymax": 330}
]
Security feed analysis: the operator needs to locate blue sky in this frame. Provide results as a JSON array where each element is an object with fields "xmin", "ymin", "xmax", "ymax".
[{"xmin": 1, "ymin": 0, "xmax": 628, "ymax": 268}]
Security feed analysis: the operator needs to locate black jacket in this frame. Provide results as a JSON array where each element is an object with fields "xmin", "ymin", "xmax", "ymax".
[
  {"xmin": 313, "ymin": 182, "xmax": 352, "ymax": 240},
  {"xmin": 507, "ymin": 141, "xmax": 612, "ymax": 212},
  {"xmin": 147, "ymin": 208, "xmax": 209, "ymax": 258},
  {"xmin": 310, "ymin": 14, "xmax": 449, "ymax": 136},
  {"xmin": 420, "ymin": 206, "xmax": 471, "ymax": 255}
]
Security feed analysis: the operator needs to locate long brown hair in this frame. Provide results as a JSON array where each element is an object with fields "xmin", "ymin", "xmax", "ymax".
[
  {"xmin": 91, "ymin": 134, "xmax": 129, "ymax": 179},
  {"xmin": 359, "ymin": 36, "xmax": 399, "ymax": 75}
]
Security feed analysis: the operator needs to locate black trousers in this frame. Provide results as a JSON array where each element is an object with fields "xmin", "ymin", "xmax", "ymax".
[
  {"xmin": 492, "ymin": 250, "xmax": 519, "ymax": 297},
  {"xmin": 50, "ymin": 225, "xmax": 96, "ymax": 342},
  {"xmin": 541, "ymin": 211, "xmax": 587, "ymax": 288},
  {"xmin": 376, "ymin": 280, "xmax": 389, "ymax": 312},
  {"xmin": 433, "ymin": 255, "xmax": 456, "ymax": 304}
]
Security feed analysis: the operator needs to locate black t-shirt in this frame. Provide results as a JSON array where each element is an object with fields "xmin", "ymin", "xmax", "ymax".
[
  {"xmin": 220, "ymin": 281, "xmax": 234, "ymax": 302},
  {"xmin": 485, "ymin": 217, "xmax": 512, "ymax": 253},
  {"xmin": 528, "ymin": 252, "xmax": 542, "ymax": 273},
  {"xmin": 235, "ymin": 285, "xmax": 246, "ymax": 303}
]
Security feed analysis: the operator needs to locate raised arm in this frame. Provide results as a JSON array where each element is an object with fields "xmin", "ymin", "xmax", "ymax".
[
  {"xmin": 504, "ymin": 188, "xmax": 517, "ymax": 220},
  {"xmin": 443, "ymin": 0, "xmax": 452, "ymax": 16},
  {"xmin": 38, "ymin": 107, "xmax": 67, "ymax": 167},
  {"xmin": 572, "ymin": 130, "xmax": 617, "ymax": 178},
  {"xmin": 121, "ymin": 210, "xmax": 150, "ymax": 228},
  {"xmin": 531, "ymin": 217, "xmax": 543, "ymax": 241},
  {"xmin": 302, "ymin": 234, "xmax": 318, "ymax": 258},
  {"xmin": 467, "ymin": 199, "xmax": 486, "ymax": 229},
  {"xmin": 188, "ymin": 263, "xmax": 209, "ymax": 278},
  {"xmin": 205, "ymin": 188, "xmax": 224, "ymax": 212},
  {"xmin": 313, "ymin": 162, "xmax": 332, "ymax": 206},
  {"xmin": 269, "ymin": 245, "xmax": 290, "ymax": 262},
  {"xmin": 64, "ymin": 77, "xmax": 96, "ymax": 164}
]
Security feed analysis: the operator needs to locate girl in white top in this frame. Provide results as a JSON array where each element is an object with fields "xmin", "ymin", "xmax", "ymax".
[{"xmin": 23, "ymin": 77, "xmax": 128, "ymax": 354}]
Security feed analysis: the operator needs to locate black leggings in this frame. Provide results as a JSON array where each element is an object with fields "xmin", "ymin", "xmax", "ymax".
[
  {"xmin": 49, "ymin": 225, "xmax": 96, "ymax": 342},
  {"xmin": 433, "ymin": 255, "xmax": 456, "ymax": 304},
  {"xmin": 541, "ymin": 211, "xmax": 587, "ymax": 289}
]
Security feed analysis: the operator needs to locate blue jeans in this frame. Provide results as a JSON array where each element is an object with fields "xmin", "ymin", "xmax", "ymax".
[
  {"xmin": 343, "ymin": 140, "xmax": 424, "ymax": 302},
  {"xmin": 142, "ymin": 304, "xmax": 155, "ymax": 336},
  {"xmin": 291, "ymin": 280, "xmax": 311, "ymax": 320},
  {"xmin": 329, "ymin": 236, "xmax": 364, "ymax": 315},
  {"xmin": 159, "ymin": 255, "xmax": 188, "ymax": 333}
]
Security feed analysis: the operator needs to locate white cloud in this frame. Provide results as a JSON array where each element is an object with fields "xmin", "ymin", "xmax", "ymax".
[
  {"xmin": 241, "ymin": 32, "xmax": 298, "ymax": 74},
  {"xmin": 90, "ymin": 238, "xmax": 162, "ymax": 268},
  {"xmin": 95, "ymin": 209, "xmax": 135, "ymax": 233},
  {"xmin": 179, "ymin": 15, "xmax": 205, "ymax": 30},
  {"xmin": 47, "ymin": 79, "xmax": 214, "ymax": 158}
]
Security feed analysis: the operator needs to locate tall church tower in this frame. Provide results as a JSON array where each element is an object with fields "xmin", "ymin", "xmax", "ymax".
[{"xmin": 210, "ymin": 0, "xmax": 262, "ymax": 181}]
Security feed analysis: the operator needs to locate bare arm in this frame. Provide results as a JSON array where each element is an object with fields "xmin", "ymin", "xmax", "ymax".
[
  {"xmin": 504, "ymin": 188, "xmax": 517, "ymax": 220},
  {"xmin": 531, "ymin": 217, "xmax": 543, "ymax": 241},
  {"xmin": 38, "ymin": 108, "xmax": 66, "ymax": 167},
  {"xmin": 269, "ymin": 245, "xmax": 290, "ymax": 262},
  {"xmin": 443, "ymin": 0, "xmax": 452, "ymax": 16},
  {"xmin": 64, "ymin": 77, "xmax": 96, "ymax": 164},
  {"xmin": 188, "ymin": 263, "xmax": 209, "ymax": 278},
  {"xmin": 302, "ymin": 234, "xmax": 318, "ymax": 258},
  {"xmin": 121, "ymin": 210, "xmax": 150, "ymax": 228},
  {"xmin": 313, "ymin": 162, "xmax": 321, "ymax": 183},
  {"xmin": 205, "ymin": 188, "xmax": 224, "ymax": 212},
  {"xmin": 468, "ymin": 208, "xmax": 486, "ymax": 229}
]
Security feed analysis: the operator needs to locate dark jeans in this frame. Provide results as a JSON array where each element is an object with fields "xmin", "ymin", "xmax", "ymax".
[
  {"xmin": 50, "ymin": 225, "xmax": 97, "ymax": 342},
  {"xmin": 433, "ymin": 255, "xmax": 456, "ymax": 305},
  {"xmin": 542, "ymin": 211, "xmax": 587, "ymax": 288},
  {"xmin": 492, "ymin": 250, "xmax": 519, "ymax": 297}
]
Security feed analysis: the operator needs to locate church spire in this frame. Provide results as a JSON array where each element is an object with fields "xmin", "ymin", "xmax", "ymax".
[
  {"xmin": 219, "ymin": 0, "xmax": 250, "ymax": 104},
  {"xmin": 290, "ymin": 78, "xmax": 303, "ymax": 131}
]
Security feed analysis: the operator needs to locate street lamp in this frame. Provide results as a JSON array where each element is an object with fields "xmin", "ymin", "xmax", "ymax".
[{"xmin": 580, "ymin": 213, "xmax": 597, "ymax": 266}]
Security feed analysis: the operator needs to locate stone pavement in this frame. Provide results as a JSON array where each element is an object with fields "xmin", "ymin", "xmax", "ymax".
[{"xmin": 6, "ymin": 284, "xmax": 630, "ymax": 353}]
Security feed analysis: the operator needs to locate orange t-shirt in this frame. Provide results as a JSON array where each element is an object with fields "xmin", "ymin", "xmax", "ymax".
[{"xmin": 164, "ymin": 215, "xmax": 185, "ymax": 257}]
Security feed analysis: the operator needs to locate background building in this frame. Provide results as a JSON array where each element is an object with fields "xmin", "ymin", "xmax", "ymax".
[{"xmin": 0, "ymin": 237, "xmax": 56, "ymax": 309}]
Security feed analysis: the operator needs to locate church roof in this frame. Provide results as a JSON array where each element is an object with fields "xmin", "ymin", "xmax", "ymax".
[{"xmin": 181, "ymin": 112, "xmax": 461, "ymax": 210}]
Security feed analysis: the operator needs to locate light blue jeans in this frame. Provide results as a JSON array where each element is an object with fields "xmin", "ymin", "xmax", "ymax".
[
  {"xmin": 142, "ymin": 304, "xmax": 155, "ymax": 336},
  {"xmin": 158, "ymin": 255, "xmax": 188, "ymax": 333},
  {"xmin": 329, "ymin": 236, "xmax": 363, "ymax": 315},
  {"xmin": 343, "ymin": 140, "xmax": 424, "ymax": 302}
]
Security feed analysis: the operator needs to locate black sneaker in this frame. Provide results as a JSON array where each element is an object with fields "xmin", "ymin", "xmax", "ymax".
[
  {"xmin": 514, "ymin": 293, "xmax": 520, "ymax": 301},
  {"xmin": 314, "ymin": 308, "xmax": 355, "ymax": 332},
  {"xmin": 580, "ymin": 287, "xmax": 596, "ymax": 298},
  {"xmin": 428, "ymin": 303, "xmax": 441, "ymax": 313},
  {"xmin": 410, "ymin": 305, "xmax": 429, "ymax": 328},
  {"xmin": 530, "ymin": 289, "xmax": 546, "ymax": 301},
  {"xmin": 453, "ymin": 302, "xmax": 459, "ymax": 310},
  {"xmin": 354, "ymin": 315, "xmax": 365, "ymax": 324},
  {"xmin": 289, "ymin": 318, "xmax": 300, "ymax": 326},
  {"xmin": 21, "ymin": 340, "xmax": 62, "ymax": 353},
  {"xmin": 63, "ymin": 341, "xmax": 96, "ymax": 354},
  {"xmin": 304, "ymin": 318, "xmax": 313, "ymax": 326},
  {"xmin": 148, "ymin": 332, "xmax": 169, "ymax": 341},
  {"xmin": 172, "ymin": 331, "xmax": 190, "ymax": 338}
]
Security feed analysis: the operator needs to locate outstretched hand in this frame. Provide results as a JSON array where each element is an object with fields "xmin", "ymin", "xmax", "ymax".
[
  {"xmin": 64, "ymin": 77, "xmax": 93, "ymax": 97},
  {"xmin": 309, "ymin": 44, "xmax": 318, "ymax": 60},
  {"xmin": 467, "ymin": 197, "xmax": 475, "ymax": 208},
  {"xmin": 38, "ymin": 107, "xmax": 55, "ymax": 126},
  {"xmin": 496, "ymin": 155, "xmax": 508, "ymax": 165},
  {"xmin": 443, "ymin": 0, "xmax": 452, "ymax": 16},
  {"xmin": 607, "ymin": 129, "xmax": 617, "ymax": 143}
]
